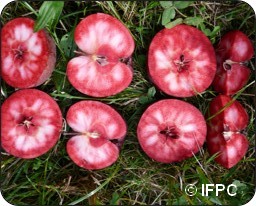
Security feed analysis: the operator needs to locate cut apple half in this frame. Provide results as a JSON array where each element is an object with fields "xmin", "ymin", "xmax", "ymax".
[
  {"xmin": 1, "ymin": 89, "xmax": 63, "ymax": 159},
  {"xmin": 67, "ymin": 13, "xmax": 135, "ymax": 97},
  {"xmin": 66, "ymin": 100, "xmax": 127, "ymax": 170},
  {"xmin": 148, "ymin": 24, "xmax": 216, "ymax": 97},
  {"xmin": 137, "ymin": 99, "xmax": 207, "ymax": 163},
  {"xmin": 1, "ymin": 17, "xmax": 56, "ymax": 88},
  {"xmin": 207, "ymin": 95, "xmax": 249, "ymax": 168},
  {"xmin": 213, "ymin": 30, "xmax": 254, "ymax": 95}
]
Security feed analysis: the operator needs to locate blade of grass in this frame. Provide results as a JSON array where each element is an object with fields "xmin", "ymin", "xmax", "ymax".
[{"xmin": 68, "ymin": 165, "xmax": 120, "ymax": 205}]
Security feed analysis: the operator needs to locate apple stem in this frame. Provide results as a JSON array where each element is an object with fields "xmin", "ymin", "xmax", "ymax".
[
  {"xmin": 74, "ymin": 50, "xmax": 87, "ymax": 56},
  {"xmin": 64, "ymin": 131, "xmax": 100, "ymax": 138},
  {"xmin": 223, "ymin": 59, "xmax": 245, "ymax": 71}
]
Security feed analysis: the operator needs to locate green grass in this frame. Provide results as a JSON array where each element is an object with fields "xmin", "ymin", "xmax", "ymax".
[{"xmin": 1, "ymin": 1, "xmax": 255, "ymax": 205}]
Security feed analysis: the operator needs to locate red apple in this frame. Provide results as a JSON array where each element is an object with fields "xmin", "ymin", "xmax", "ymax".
[
  {"xmin": 66, "ymin": 100, "xmax": 127, "ymax": 170},
  {"xmin": 137, "ymin": 99, "xmax": 207, "ymax": 163},
  {"xmin": 1, "ymin": 89, "xmax": 63, "ymax": 159},
  {"xmin": 148, "ymin": 24, "xmax": 216, "ymax": 97},
  {"xmin": 207, "ymin": 95, "xmax": 249, "ymax": 168},
  {"xmin": 212, "ymin": 30, "xmax": 254, "ymax": 95},
  {"xmin": 67, "ymin": 13, "xmax": 134, "ymax": 97},
  {"xmin": 1, "ymin": 17, "xmax": 56, "ymax": 88}
]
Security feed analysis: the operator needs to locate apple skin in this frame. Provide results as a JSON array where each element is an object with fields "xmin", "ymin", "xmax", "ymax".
[
  {"xmin": 1, "ymin": 89, "xmax": 63, "ymax": 159},
  {"xmin": 67, "ymin": 13, "xmax": 135, "ymax": 97},
  {"xmin": 1, "ymin": 17, "xmax": 56, "ymax": 88},
  {"xmin": 148, "ymin": 24, "xmax": 216, "ymax": 97},
  {"xmin": 207, "ymin": 95, "xmax": 249, "ymax": 168},
  {"xmin": 66, "ymin": 100, "xmax": 127, "ymax": 170},
  {"xmin": 137, "ymin": 99, "xmax": 207, "ymax": 163},
  {"xmin": 212, "ymin": 30, "xmax": 254, "ymax": 95}
]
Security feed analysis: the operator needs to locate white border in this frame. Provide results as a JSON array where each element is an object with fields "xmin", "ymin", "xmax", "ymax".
[
  {"xmin": 241, "ymin": 0, "xmax": 256, "ymax": 206},
  {"xmin": 0, "ymin": 2, "xmax": 16, "ymax": 204},
  {"xmin": 0, "ymin": 0, "xmax": 255, "ymax": 206}
]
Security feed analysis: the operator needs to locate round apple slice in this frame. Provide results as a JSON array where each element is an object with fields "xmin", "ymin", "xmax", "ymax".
[
  {"xmin": 1, "ymin": 17, "xmax": 56, "ymax": 88},
  {"xmin": 137, "ymin": 99, "xmax": 207, "ymax": 163},
  {"xmin": 207, "ymin": 95, "xmax": 249, "ymax": 168},
  {"xmin": 67, "ymin": 13, "xmax": 135, "ymax": 97},
  {"xmin": 213, "ymin": 30, "xmax": 254, "ymax": 95},
  {"xmin": 1, "ymin": 89, "xmax": 63, "ymax": 159},
  {"xmin": 148, "ymin": 24, "xmax": 216, "ymax": 97},
  {"xmin": 66, "ymin": 100, "xmax": 127, "ymax": 170}
]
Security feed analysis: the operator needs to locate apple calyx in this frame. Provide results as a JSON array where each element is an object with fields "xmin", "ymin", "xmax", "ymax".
[
  {"xmin": 13, "ymin": 45, "xmax": 27, "ymax": 60},
  {"xmin": 174, "ymin": 54, "xmax": 191, "ymax": 72},
  {"xmin": 160, "ymin": 126, "xmax": 179, "ymax": 139},
  {"xmin": 18, "ymin": 116, "xmax": 35, "ymax": 131}
]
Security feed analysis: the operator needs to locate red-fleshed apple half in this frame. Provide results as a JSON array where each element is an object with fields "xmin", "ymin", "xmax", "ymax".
[
  {"xmin": 66, "ymin": 100, "xmax": 127, "ymax": 170},
  {"xmin": 67, "ymin": 13, "xmax": 135, "ymax": 97},
  {"xmin": 207, "ymin": 95, "xmax": 249, "ymax": 168},
  {"xmin": 1, "ymin": 89, "xmax": 63, "ymax": 159},
  {"xmin": 137, "ymin": 99, "xmax": 207, "ymax": 163},
  {"xmin": 213, "ymin": 30, "xmax": 254, "ymax": 95},
  {"xmin": 1, "ymin": 17, "xmax": 56, "ymax": 88},
  {"xmin": 148, "ymin": 24, "xmax": 216, "ymax": 97}
]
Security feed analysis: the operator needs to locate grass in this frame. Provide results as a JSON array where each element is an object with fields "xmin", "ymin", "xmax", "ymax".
[{"xmin": 1, "ymin": 1, "xmax": 255, "ymax": 205}]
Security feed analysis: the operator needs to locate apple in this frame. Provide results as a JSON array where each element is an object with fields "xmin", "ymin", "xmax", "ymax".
[
  {"xmin": 148, "ymin": 24, "xmax": 216, "ymax": 97},
  {"xmin": 1, "ymin": 17, "xmax": 56, "ymax": 88},
  {"xmin": 1, "ymin": 89, "xmax": 63, "ymax": 159},
  {"xmin": 207, "ymin": 95, "xmax": 249, "ymax": 168},
  {"xmin": 66, "ymin": 100, "xmax": 127, "ymax": 170},
  {"xmin": 212, "ymin": 30, "xmax": 254, "ymax": 95},
  {"xmin": 67, "ymin": 13, "xmax": 135, "ymax": 97},
  {"xmin": 137, "ymin": 99, "xmax": 207, "ymax": 163}
]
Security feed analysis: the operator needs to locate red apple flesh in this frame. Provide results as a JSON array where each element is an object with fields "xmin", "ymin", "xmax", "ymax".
[
  {"xmin": 66, "ymin": 100, "xmax": 127, "ymax": 170},
  {"xmin": 212, "ymin": 30, "xmax": 254, "ymax": 95},
  {"xmin": 1, "ymin": 17, "xmax": 56, "ymax": 88},
  {"xmin": 148, "ymin": 24, "xmax": 216, "ymax": 97},
  {"xmin": 137, "ymin": 99, "xmax": 207, "ymax": 163},
  {"xmin": 1, "ymin": 89, "xmax": 63, "ymax": 159},
  {"xmin": 67, "ymin": 13, "xmax": 135, "ymax": 97},
  {"xmin": 207, "ymin": 95, "xmax": 249, "ymax": 168}
]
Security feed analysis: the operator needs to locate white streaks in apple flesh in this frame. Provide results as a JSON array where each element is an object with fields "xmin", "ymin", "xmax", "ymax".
[
  {"xmin": 66, "ymin": 101, "xmax": 127, "ymax": 170},
  {"xmin": 76, "ymin": 20, "xmax": 130, "ymax": 55},
  {"xmin": 67, "ymin": 13, "xmax": 134, "ymax": 97},
  {"xmin": 1, "ymin": 89, "xmax": 63, "ymax": 159},
  {"xmin": 3, "ymin": 24, "xmax": 42, "ymax": 79},
  {"xmin": 137, "ymin": 99, "xmax": 207, "ymax": 163},
  {"xmin": 206, "ymin": 95, "xmax": 249, "ymax": 168},
  {"xmin": 1, "ymin": 18, "xmax": 56, "ymax": 88},
  {"xmin": 148, "ymin": 24, "xmax": 216, "ymax": 97}
]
